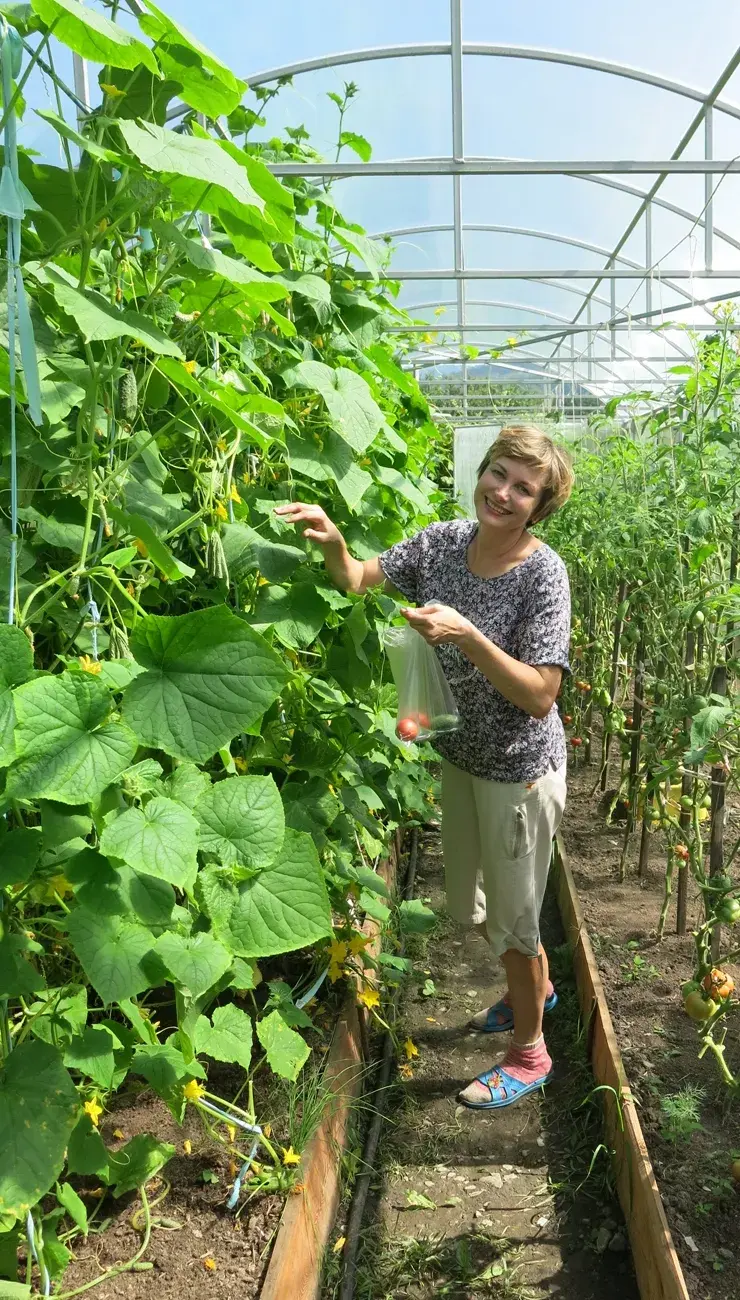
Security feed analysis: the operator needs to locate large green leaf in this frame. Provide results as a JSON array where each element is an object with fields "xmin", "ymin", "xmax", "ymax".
[
  {"xmin": 35, "ymin": 108, "xmax": 123, "ymax": 165},
  {"xmin": 220, "ymin": 522, "xmax": 304, "ymax": 583},
  {"xmin": 63, "ymin": 1025, "xmax": 118, "ymax": 1091},
  {"xmin": 155, "ymin": 359, "xmax": 272, "ymax": 450},
  {"xmin": 5, "ymin": 674, "xmax": 138, "ymax": 804},
  {"xmin": 227, "ymin": 829, "xmax": 332, "ymax": 957},
  {"xmin": 100, "ymin": 797, "xmax": 199, "ymax": 891},
  {"xmin": 252, "ymin": 582, "xmax": 328, "ymax": 649},
  {"xmin": 283, "ymin": 361, "xmax": 384, "ymax": 453},
  {"xmin": 122, "ymin": 605, "xmax": 288, "ymax": 763},
  {"xmin": 118, "ymin": 121, "xmax": 265, "ymax": 217},
  {"xmin": 320, "ymin": 429, "xmax": 373, "ymax": 509},
  {"xmin": 31, "ymin": 0, "xmax": 158, "ymax": 74},
  {"xmin": 33, "ymin": 265, "xmax": 183, "ymax": 357},
  {"xmin": 151, "ymin": 220, "xmax": 287, "ymax": 303},
  {"xmin": 154, "ymin": 932, "xmax": 232, "ymax": 998},
  {"xmin": 66, "ymin": 907, "xmax": 156, "ymax": 1005},
  {"xmin": 0, "ymin": 827, "xmax": 42, "ymax": 888},
  {"xmin": 193, "ymin": 1004, "xmax": 253, "ymax": 1070},
  {"xmin": 376, "ymin": 464, "xmax": 432, "ymax": 514},
  {"xmin": 107, "ymin": 1133, "xmax": 175, "ymax": 1196},
  {"xmin": 0, "ymin": 933, "xmax": 44, "ymax": 998},
  {"xmin": 195, "ymin": 775, "xmax": 284, "ymax": 868},
  {"xmin": 66, "ymin": 1113, "xmax": 109, "ymax": 1180},
  {"xmin": 107, "ymin": 504, "xmax": 195, "ymax": 581},
  {"xmin": 0, "ymin": 1041, "xmax": 79, "ymax": 1225},
  {"xmin": 0, "ymin": 624, "xmax": 34, "ymax": 767},
  {"xmin": 137, "ymin": 1, "xmax": 246, "ymax": 117},
  {"xmin": 256, "ymin": 1010, "xmax": 309, "ymax": 1081}
]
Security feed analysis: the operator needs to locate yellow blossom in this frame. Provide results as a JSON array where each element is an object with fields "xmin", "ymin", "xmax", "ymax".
[
  {"xmin": 226, "ymin": 1124, "xmax": 236, "ymax": 1143},
  {"xmin": 183, "ymin": 360, "xmax": 197, "ymax": 375},
  {"xmin": 216, "ymin": 437, "xmax": 228, "ymax": 452},
  {"xmin": 112, "ymin": 1128, "xmax": 125, "ymax": 1141},
  {"xmin": 78, "ymin": 655, "xmax": 101, "ymax": 675},
  {"xmin": 403, "ymin": 1038, "xmax": 419, "ymax": 1060},
  {"xmin": 262, "ymin": 1123, "xmax": 272, "ymax": 1139},
  {"xmin": 281, "ymin": 1146, "xmax": 301, "ymax": 1166},
  {"xmin": 358, "ymin": 986, "xmax": 380, "ymax": 1010},
  {"xmin": 100, "ymin": 83, "xmax": 126, "ymax": 98},
  {"xmin": 329, "ymin": 938, "xmax": 349, "ymax": 965},
  {"xmin": 96, "ymin": 218, "xmax": 109, "ymax": 234},
  {"xmin": 398, "ymin": 1062, "xmax": 414, "ymax": 1080},
  {"xmin": 228, "ymin": 1160, "xmax": 238, "ymax": 1177},
  {"xmin": 333, "ymin": 1236, "xmax": 346, "ymax": 1254},
  {"xmin": 506, "ymin": 336, "xmax": 519, "ymax": 347},
  {"xmin": 348, "ymin": 933, "xmax": 370, "ymax": 957},
  {"xmin": 203, "ymin": 1256, "xmax": 217, "ymax": 1271},
  {"xmin": 183, "ymin": 1079, "xmax": 206, "ymax": 1102},
  {"xmin": 84, "ymin": 1098, "xmax": 103, "ymax": 1127},
  {"xmin": 44, "ymin": 874, "xmax": 73, "ymax": 902},
  {"xmin": 234, "ymin": 757, "xmax": 248, "ymax": 773},
  {"xmin": 215, "ymin": 502, "xmax": 228, "ymax": 522},
  {"xmin": 134, "ymin": 537, "xmax": 148, "ymax": 558},
  {"xmin": 183, "ymin": 1139, "xmax": 192, "ymax": 1155},
  {"xmin": 229, "ymin": 485, "xmax": 242, "ymax": 504},
  {"xmin": 328, "ymin": 960, "xmax": 345, "ymax": 983}
]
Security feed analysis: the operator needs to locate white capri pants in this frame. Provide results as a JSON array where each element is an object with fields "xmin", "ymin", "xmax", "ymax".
[{"xmin": 441, "ymin": 759, "xmax": 567, "ymax": 959}]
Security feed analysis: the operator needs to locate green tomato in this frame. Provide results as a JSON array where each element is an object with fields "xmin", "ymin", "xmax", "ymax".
[
  {"xmin": 718, "ymin": 898, "xmax": 740, "ymax": 925},
  {"xmin": 680, "ymin": 795, "xmax": 693, "ymax": 812},
  {"xmin": 690, "ymin": 609, "xmax": 705, "ymax": 628}
]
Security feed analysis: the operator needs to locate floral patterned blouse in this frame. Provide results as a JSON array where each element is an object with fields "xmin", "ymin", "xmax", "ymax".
[{"xmin": 379, "ymin": 520, "xmax": 571, "ymax": 782}]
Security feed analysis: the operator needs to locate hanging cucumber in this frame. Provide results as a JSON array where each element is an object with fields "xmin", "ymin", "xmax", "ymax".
[{"xmin": 118, "ymin": 370, "xmax": 138, "ymax": 423}]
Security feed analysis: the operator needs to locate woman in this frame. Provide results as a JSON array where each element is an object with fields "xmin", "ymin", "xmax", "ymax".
[{"xmin": 276, "ymin": 424, "xmax": 573, "ymax": 1110}]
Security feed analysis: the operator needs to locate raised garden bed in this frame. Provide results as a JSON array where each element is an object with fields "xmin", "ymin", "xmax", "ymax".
[{"xmin": 560, "ymin": 764, "xmax": 740, "ymax": 1300}]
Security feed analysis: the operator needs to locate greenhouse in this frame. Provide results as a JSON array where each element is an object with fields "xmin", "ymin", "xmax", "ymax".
[{"xmin": 1, "ymin": 1, "xmax": 740, "ymax": 1298}]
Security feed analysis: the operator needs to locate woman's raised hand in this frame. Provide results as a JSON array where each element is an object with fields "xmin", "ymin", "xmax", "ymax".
[{"xmin": 274, "ymin": 502, "xmax": 343, "ymax": 547}]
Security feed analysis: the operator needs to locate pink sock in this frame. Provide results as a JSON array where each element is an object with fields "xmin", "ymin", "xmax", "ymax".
[
  {"xmin": 500, "ymin": 1037, "xmax": 552, "ymax": 1085},
  {"xmin": 502, "ymin": 980, "xmax": 554, "ymax": 1008}
]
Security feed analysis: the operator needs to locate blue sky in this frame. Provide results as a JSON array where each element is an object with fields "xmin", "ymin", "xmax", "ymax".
[{"xmin": 18, "ymin": 1, "xmax": 740, "ymax": 381}]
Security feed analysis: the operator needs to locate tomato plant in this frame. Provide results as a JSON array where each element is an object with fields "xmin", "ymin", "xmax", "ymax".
[{"xmin": 0, "ymin": 2, "xmax": 445, "ymax": 1278}]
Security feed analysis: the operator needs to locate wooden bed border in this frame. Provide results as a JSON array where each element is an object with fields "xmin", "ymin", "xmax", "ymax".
[
  {"xmin": 259, "ymin": 831, "xmax": 402, "ymax": 1300},
  {"xmin": 551, "ymin": 834, "xmax": 691, "ymax": 1300}
]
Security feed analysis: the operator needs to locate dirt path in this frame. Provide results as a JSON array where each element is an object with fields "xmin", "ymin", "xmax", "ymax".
[{"xmin": 325, "ymin": 832, "xmax": 638, "ymax": 1299}]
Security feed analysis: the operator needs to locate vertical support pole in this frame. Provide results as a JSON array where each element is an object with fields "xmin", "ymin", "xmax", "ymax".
[
  {"xmin": 602, "ymin": 578, "xmax": 628, "ymax": 792},
  {"xmin": 619, "ymin": 632, "xmax": 645, "ymax": 882},
  {"xmin": 704, "ymin": 107, "xmax": 714, "ymax": 273},
  {"xmin": 676, "ymin": 629, "xmax": 696, "ymax": 936},
  {"xmin": 586, "ymin": 299, "xmax": 593, "ymax": 383},
  {"xmin": 450, "ymin": 0, "xmax": 466, "ymax": 397},
  {"xmin": 708, "ymin": 661, "xmax": 727, "ymax": 963},
  {"xmin": 645, "ymin": 203, "xmax": 653, "ymax": 317},
  {"xmin": 72, "ymin": 52, "xmax": 89, "ymax": 134},
  {"xmin": 609, "ymin": 262, "xmax": 617, "ymax": 362}
]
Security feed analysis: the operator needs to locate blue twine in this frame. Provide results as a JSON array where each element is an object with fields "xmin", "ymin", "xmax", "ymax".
[
  {"xmin": 85, "ymin": 585, "xmax": 100, "ymax": 660},
  {"xmin": 295, "ymin": 964, "xmax": 329, "ymax": 1010},
  {"xmin": 196, "ymin": 1098, "xmax": 263, "ymax": 1211},
  {"xmin": 26, "ymin": 1210, "xmax": 50, "ymax": 1297}
]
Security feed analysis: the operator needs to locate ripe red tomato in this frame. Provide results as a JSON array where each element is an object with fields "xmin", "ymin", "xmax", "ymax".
[
  {"xmin": 571, "ymin": 736, "xmax": 583, "ymax": 747},
  {"xmin": 563, "ymin": 714, "xmax": 573, "ymax": 725},
  {"xmin": 396, "ymin": 717, "xmax": 419, "ymax": 741},
  {"xmin": 675, "ymin": 844, "xmax": 690, "ymax": 861},
  {"xmin": 414, "ymin": 712, "xmax": 431, "ymax": 730}
]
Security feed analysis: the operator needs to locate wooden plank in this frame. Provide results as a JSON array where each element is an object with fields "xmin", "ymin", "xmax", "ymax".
[
  {"xmin": 551, "ymin": 836, "xmax": 690, "ymax": 1300},
  {"xmin": 260, "ymin": 835, "xmax": 401, "ymax": 1300}
]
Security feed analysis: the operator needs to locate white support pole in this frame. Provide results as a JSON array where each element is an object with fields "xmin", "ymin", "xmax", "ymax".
[
  {"xmin": 705, "ymin": 107, "xmax": 714, "ymax": 272},
  {"xmin": 72, "ymin": 53, "xmax": 89, "ymax": 134},
  {"xmin": 645, "ymin": 202, "xmax": 653, "ymax": 316}
]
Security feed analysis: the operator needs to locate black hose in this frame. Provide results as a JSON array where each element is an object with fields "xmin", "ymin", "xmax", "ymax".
[{"xmin": 339, "ymin": 828, "xmax": 420, "ymax": 1300}]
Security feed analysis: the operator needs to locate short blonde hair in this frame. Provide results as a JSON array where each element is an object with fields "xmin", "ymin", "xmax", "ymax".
[{"xmin": 476, "ymin": 424, "xmax": 574, "ymax": 524}]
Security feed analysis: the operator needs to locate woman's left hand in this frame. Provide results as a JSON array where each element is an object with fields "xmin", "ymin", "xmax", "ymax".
[{"xmin": 401, "ymin": 603, "xmax": 473, "ymax": 646}]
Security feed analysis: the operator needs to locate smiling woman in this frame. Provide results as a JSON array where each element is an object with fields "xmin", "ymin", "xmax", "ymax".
[{"xmin": 281, "ymin": 423, "xmax": 574, "ymax": 1111}]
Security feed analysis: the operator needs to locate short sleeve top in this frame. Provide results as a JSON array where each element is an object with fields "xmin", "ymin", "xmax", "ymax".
[{"xmin": 378, "ymin": 519, "xmax": 571, "ymax": 782}]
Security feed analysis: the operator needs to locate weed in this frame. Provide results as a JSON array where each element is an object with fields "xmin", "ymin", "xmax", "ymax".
[
  {"xmin": 659, "ymin": 1085, "xmax": 705, "ymax": 1143},
  {"xmin": 330, "ymin": 1229, "xmax": 535, "ymax": 1300},
  {"xmin": 620, "ymin": 954, "xmax": 659, "ymax": 984}
]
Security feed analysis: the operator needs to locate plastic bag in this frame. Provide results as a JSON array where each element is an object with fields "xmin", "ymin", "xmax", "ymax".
[{"xmin": 383, "ymin": 625, "xmax": 460, "ymax": 742}]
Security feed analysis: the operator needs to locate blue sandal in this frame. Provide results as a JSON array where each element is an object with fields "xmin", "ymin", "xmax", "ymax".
[
  {"xmin": 469, "ymin": 990, "xmax": 558, "ymax": 1034},
  {"xmin": 458, "ymin": 1064, "xmax": 553, "ymax": 1110}
]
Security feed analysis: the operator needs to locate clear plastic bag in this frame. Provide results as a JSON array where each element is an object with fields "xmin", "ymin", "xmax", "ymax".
[{"xmin": 383, "ymin": 625, "xmax": 460, "ymax": 742}]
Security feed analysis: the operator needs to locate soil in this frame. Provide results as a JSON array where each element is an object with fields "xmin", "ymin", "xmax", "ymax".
[
  {"xmin": 53, "ymin": 1075, "xmax": 285, "ymax": 1300},
  {"xmin": 561, "ymin": 760, "xmax": 740, "ymax": 1300},
  {"xmin": 323, "ymin": 831, "xmax": 638, "ymax": 1300}
]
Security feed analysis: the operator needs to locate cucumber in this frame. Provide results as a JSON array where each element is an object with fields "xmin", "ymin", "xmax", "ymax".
[{"xmin": 118, "ymin": 369, "xmax": 138, "ymax": 423}]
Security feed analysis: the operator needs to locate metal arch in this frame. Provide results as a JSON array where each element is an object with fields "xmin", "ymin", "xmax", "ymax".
[
  {"xmin": 239, "ymin": 42, "xmax": 740, "ymax": 122},
  {"xmin": 398, "ymin": 297, "xmax": 671, "ymax": 381}
]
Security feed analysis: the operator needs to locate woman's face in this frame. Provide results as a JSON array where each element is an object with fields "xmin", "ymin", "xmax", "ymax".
[{"xmin": 474, "ymin": 456, "xmax": 546, "ymax": 532}]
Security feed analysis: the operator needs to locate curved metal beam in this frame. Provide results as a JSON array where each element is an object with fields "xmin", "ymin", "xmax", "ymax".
[
  {"xmin": 399, "ymin": 297, "xmax": 669, "ymax": 380},
  {"xmin": 243, "ymin": 43, "xmax": 740, "ymax": 122}
]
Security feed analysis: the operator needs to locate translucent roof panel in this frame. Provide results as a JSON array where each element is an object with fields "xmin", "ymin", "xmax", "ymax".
[{"xmin": 27, "ymin": 0, "xmax": 740, "ymax": 401}]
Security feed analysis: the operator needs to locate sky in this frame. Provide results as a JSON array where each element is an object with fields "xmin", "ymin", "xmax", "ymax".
[{"xmin": 18, "ymin": 0, "xmax": 740, "ymax": 385}]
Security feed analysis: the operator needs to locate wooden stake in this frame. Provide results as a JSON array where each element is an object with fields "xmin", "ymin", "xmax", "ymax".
[
  {"xmin": 602, "ymin": 578, "xmax": 628, "ymax": 792},
  {"xmin": 676, "ymin": 628, "xmax": 695, "ymax": 936}
]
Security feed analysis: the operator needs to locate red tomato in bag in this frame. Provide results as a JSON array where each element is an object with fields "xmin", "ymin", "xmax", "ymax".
[{"xmin": 397, "ymin": 717, "xmax": 419, "ymax": 741}]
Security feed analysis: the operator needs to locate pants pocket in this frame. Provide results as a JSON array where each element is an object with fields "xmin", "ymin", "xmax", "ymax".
[{"xmin": 504, "ymin": 793, "xmax": 539, "ymax": 859}]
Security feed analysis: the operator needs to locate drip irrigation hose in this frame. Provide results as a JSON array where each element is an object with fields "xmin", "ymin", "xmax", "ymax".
[{"xmin": 340, "ymin": 828, "xmax": 420, "ymax": 1300}]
